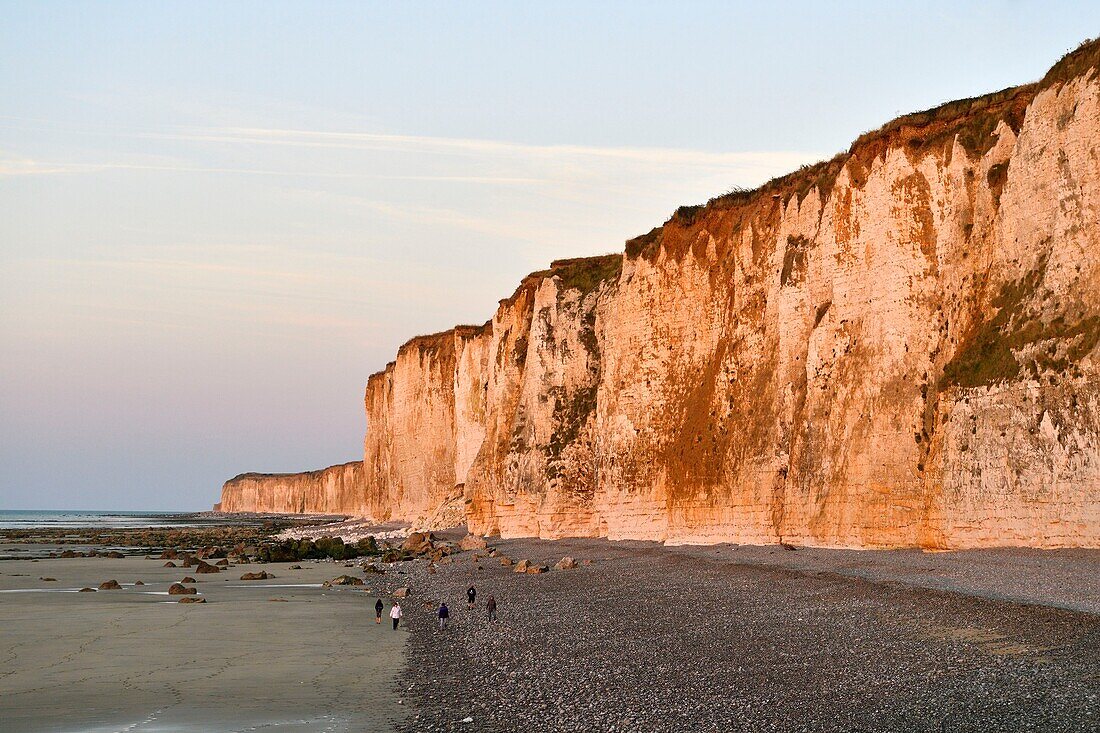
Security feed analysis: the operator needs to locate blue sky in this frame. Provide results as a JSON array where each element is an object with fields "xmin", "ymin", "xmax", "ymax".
[{"xmin": 2, "ymin": 2, "xmax": 1097, "ymax": 510}]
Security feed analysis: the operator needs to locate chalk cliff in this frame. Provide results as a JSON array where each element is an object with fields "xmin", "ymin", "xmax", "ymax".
[
  {"xmin": 216, "ymin": 461, "xmax": 365, "ymax": 515},
  {"xmin": 221, "ymin": 40, "xmax": 1100, "ymax": 549}
]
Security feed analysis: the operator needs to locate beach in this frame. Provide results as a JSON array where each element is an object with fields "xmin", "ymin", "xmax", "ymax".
[
  {"xmin": 2, "ymin": 533, "xmax": 1098, "ymax": 732},
  {"xmin": 395, "ymin": 537, "xmax": 1100, "ymax": 733},
  {"xmin": 0, "ymin": 549, "xmax": 407, "ymax": 732}
]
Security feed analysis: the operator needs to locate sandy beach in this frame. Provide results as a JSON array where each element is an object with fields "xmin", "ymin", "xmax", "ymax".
[{"xmin": 0, "ymin": 548, "xmax": 407, "ymax": 732}]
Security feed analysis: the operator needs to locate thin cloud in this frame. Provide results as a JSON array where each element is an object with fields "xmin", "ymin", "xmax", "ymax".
[
  {"xmin": 0, "ymin": 154, "xmax": 543, "ymax": 184},
  {"xmin": 147, "ymin": 125, "xmax": 814, "ymax": 171}
]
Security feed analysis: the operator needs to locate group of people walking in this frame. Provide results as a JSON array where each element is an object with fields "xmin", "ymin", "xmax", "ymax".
[
  {"xmin": 372, "ymin": 585, "xmax": 497, "ymax": 631},
  {"xmin": 438, "ymin": 585, "xmax": 496, "ymax": 629}
]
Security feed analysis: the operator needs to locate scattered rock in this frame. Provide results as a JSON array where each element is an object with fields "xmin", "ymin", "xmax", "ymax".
[
  {"xmin": 499, "ymin": 556, "xmax": 513, "ymax": 566},
  {"xmin": 459, "ymin": 534, "xmax": 488, "ymax": 552},
  {"xmin": 780, "ymin": 542, "xmax": 798, "ymax": 552},
  {"xmin": 178, "ymin": 596, "xmax": 206, "ymax": 603},
  {"xmin": 40, "ymin": 577, "xmax": 57, "ymax": 582},
  {"xmin": 106, "ymin": 551, "xmax": 125, "ymax": 559},
  {"xmin": 526, "ymin": 565, "xmax": 549, "ymax": 574},
  {"xmin": 240, "ymin": 571, "xmax": 271, "ymax": 580},
  {"xmin": 98, "ymin": 580, "xmax": 122, "ymax": 590},
  {"xmin": 394, "ymin": 587, "xmax": 410, "ymax": 598},
  {"xmin": 323, "ymin": 575, "xmax": 365, "ymax": 587},
  {"xmin": 168, "ymin": 583, "xmax": 196, "ymax": 595},
  {"xmin": 159, "ymin": 549, "xmax": 178, "ymax": 560},
  {"xmin": 195, "ymin": 561, "xmax": 220, "ymax": 574},
  {"xmin": 402, "ymin": 532, "xmax": 435, "ymax": 555},
  {"xmin": 134, "ymin": 580, "xmax": 145, "ymax": 586},
  {"xmin": 78, "ymin": 587, "xmax": 96, "ymax": 592},
  {"xmin": 60, "ymin": 550, "xmax": 77, "ymax": 559},
  {"xmin": 290, "ymin": 564, "xmax": 303, "ymax": 570},
  {"xmin": 215, "ymin": 559, "xmax": 230, "ymax": 566},
  {"xmin": 554, "ymin": 556, "xmax": 579, "ymax": 570},
  {"xmin": 181, "ymin": 576, "xmax": 197, "ymax": 584},
  {"xmin": 163, "ymin": 561, "xmax": 177, "ymax": 568},
  {"xmin": 513, "ymin": 559, "xmax": 530, "ymax": 573}
]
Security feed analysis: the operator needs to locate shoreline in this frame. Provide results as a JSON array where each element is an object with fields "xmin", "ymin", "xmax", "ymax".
[{"xmin": 3, "ymin": 520, "xmax": 1097, "ymax": 731}]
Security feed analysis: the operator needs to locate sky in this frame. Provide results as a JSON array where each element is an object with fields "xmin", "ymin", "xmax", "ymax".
[{"xmin": 2, "ymin": 2, "xmax": 1098, "ymax": 510}]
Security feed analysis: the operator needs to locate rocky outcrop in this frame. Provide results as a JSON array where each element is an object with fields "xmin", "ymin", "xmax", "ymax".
[
  {"xmin": 216, "ymin": 461, "xmax": 365, "ymax": 515},
  {"xmin": 220, "ymin": 40, "xmax": 1100, "ymax": 549}
]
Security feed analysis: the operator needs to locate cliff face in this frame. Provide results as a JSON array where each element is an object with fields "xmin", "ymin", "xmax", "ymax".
[
  {"xmin": 224, "ymin": 41, "xmax": 1100, "ymax": 549},
  {"xmin": 216, "ymin": 461, "xmax": 365, "ymax": 515}
]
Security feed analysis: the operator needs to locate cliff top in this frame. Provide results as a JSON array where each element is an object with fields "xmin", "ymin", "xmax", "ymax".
[
  {"xmin": 626, "ymin": 37, "xmax": 1100, "ymax": 260},
  {"xmin": 226, "ymin": 460, "xmax": 362, "ymax": 484}
]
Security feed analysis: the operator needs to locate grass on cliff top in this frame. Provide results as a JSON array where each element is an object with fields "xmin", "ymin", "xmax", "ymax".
[
  {"xmin": 530, "ymin": 254, "xmax": 623, "ymax": 296},
  {"xmin": 623, "ymin": 37, "xmax": 1100, "ymax": 263}
]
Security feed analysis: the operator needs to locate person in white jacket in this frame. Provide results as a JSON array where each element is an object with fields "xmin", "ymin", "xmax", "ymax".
[{"xmin": 390, "ymin": 602, "xmax": 403, "ymax": 631}]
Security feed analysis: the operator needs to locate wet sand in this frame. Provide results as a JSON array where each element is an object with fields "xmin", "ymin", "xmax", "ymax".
[{"xmin": 0, "ymin": 549, "xmax": 407, "ymax": 732}]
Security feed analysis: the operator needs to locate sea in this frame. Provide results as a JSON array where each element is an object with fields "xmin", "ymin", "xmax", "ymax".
[{"xmin": 0, "ymin": 510, "xmax": 227, "ymax": 530}]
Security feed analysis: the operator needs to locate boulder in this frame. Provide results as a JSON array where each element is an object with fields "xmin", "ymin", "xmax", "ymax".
[
  {"xmin": 98, "ymin": 580, "xmax": 122, "ymax": 590},
  {"xmin": 401, "ymin": 532, "xmax": 435, "ymax": 555},
  {"xmin": 393, "ymin": 587, "xmax": 409, "ymax": 598},
  {"xmin": 60, "ymin": 550, "xmax": 77, "ymax": 559},
  {"xmin": 194, "ymin": 562, "xmax": 220, "ymax": 574},
  {"xmin": 289, "ymin": 564, "xmax": 303, "ymax": 570},
  {"xmin": 159, "ymin": 549, "xmax": 178, "ymax": 560},
  {"xmin": 459, "ymin": 534, "xmax": 488, "ymax": 552},
  {"xmin": 215, "ymin": 559, "xmax": 229, "ymax": 566},
  {"xmin": 178, "ymin": 597, "xmax": 206, "ymax": 604},
  {"xmin": 163, "ymin": 561, "xmax": 177, "ymax": 568},
  {"xmin": 78, "ymin": 587, "xmax": 96, "ymax": 592},
  {"xmin": 323, "ymin": 575, "xmax": 365, "ymax": 587},
  {"xmin": 513, "ymin": 559, "xmax": 530, "ymax": 573},
  {"xmin": 106, "ymin": 551, "xmax": 125, "ymax": 559},
  {"xmin": 554, "ymin": 557, "xmax": 578, "ymax": 570},
  {"xmin": 499, "ymin": 556, "xmax": 513, "ymax": 567},
  {"xmin": 134, "ymin": 580, "xmax": 145, "ymax": 586},
  {"xmin": 526, "ymin": 565, "xmax": 549, "ymax": 574},
  {"xmin": 181, "ymin": 576, "xmax": 197, "ymax": 584},
  {"xmin": 168, "ymin": 583, "xmax": 196, "ymax": 595},
  {"xmin": 40, "ymin": 577, "xmax": 57, "ymax": 582},
  {"xmin": 240, "ymin": 571, "xmax": 271, "ymax": 581}
]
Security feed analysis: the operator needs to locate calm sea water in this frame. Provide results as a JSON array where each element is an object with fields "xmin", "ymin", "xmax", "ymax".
[{"xmin": 0, "ymin": 510, "xmax": 221, "ymax": 530}]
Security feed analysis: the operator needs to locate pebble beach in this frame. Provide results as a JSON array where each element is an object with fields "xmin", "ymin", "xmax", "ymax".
[{"xmin": 393, "ymin": 537, "xmax": 1100, "ymax": 733}]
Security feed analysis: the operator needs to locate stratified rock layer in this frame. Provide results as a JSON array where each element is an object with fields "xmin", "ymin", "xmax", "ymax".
[
  {"xmin": 221, "ymin": 42, "xmax": 1100, "ymax": 549},
  {"xmin": 216, "ymin": 461, "xmax": 365, "ymax": 515}
]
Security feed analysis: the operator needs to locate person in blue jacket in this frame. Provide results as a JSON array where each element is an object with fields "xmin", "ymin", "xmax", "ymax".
[{"xmin": 438, "ymin": 601, "xmax": 450, "ymax": 630}]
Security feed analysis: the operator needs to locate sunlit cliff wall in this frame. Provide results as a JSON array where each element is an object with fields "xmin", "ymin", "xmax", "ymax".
[
  {"xmin": 216, "ymin": 461, "xmax": 365, "ymax": 515},
  {"xmin": 222, "ymin": 41, "xmax": 1100, "ymax": 548}
]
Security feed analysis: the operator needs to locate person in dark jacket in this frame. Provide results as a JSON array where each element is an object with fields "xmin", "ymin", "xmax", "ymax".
[
  {"xmin": 486, "ymin": 595, "xmax": 497, "ymax": 622},
  {"xmin": 438, "ymin": 601, "xmax": 450, "ymax": 630},
  {"xmin": 374, "ymin": 597, "xmax": 384, "ymax": 624},
  {"xmin": 466, "ymin": 585, "xmax": 476, "ymax": 609}
]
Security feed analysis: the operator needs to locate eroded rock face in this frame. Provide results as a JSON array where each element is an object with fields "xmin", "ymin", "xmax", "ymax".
[
  {"xmin": 216, "ymin": 461, "xmax": 365, "ymax": 515},
  {"xmin": 218, "ymin": 41, "xmax": 1100, "ymax": 549}
]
